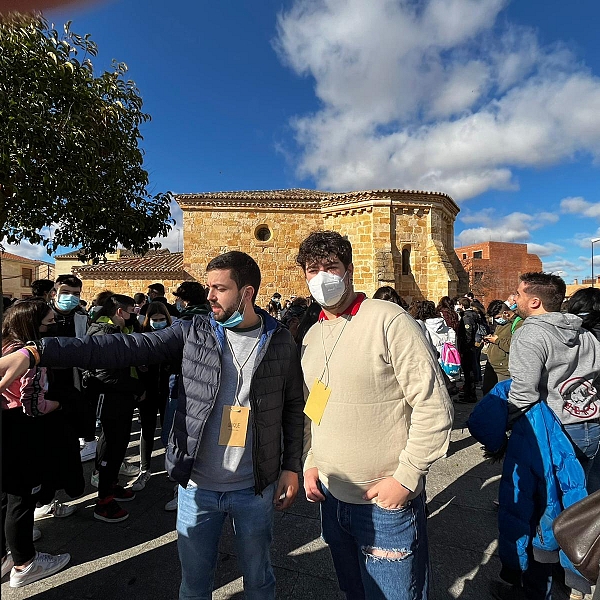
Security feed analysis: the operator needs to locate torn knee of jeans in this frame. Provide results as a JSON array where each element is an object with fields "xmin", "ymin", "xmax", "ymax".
[{"xmin": 361, "ymin": 546, "xmax": 410, "ymax": 561}]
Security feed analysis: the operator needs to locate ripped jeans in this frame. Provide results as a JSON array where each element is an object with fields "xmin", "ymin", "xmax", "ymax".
[{"xmin": 320, "ymin": 486, "xmax": 429, "ymax": 600}]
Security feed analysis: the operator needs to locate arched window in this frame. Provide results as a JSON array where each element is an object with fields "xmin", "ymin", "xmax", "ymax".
[{"xmin": 402, "ymin": 247, "xmax": 411, "ymax": 275}]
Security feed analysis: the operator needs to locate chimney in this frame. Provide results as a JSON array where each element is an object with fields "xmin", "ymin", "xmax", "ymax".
[{"xmin": 574, "ymin": 278, "xmax": 578, "ymax": 285}]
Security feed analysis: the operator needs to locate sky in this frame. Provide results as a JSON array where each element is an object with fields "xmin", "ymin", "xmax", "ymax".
[{"xmin": 6, "ymin": 0, "xmax": 600, "ymax": 284}]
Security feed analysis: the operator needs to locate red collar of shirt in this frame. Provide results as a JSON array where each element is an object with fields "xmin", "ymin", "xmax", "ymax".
[{"xmin": 318, "ymin": 293, "xmax": 366, "ymax": 321}]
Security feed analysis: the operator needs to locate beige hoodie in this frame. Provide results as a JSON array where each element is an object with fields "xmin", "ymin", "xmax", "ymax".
[{"xmin": 301, "ymin": 298, "xmax": 454, "ymax": 504}]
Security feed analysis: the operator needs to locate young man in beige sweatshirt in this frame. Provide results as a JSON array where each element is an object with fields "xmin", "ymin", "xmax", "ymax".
[{"xmin": 297, "ymin": 231, "xmax": 454, "ymax": 600}]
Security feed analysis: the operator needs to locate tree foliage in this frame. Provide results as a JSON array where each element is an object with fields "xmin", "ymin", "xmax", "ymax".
[{"xmin": 0, "ymin": 13, "xmax": 173, "ymax": 263}]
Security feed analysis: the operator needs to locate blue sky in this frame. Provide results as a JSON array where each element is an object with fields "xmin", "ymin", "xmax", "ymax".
[{"xmin": 7, "ymin": 0, "xmax": 600, "ymax": 284}]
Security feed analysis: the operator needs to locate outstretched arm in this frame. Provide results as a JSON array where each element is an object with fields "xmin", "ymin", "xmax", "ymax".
[{"xmin": 0, "ymin": 322, "xmax": 189, "ymax": 394}]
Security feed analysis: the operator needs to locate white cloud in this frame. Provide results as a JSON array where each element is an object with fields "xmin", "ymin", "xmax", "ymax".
[
  {"xmin": 276, "ymin": 0, "xmax": 600, "ymax": 200},
  {"xmin": 152, "ymin": 201, "xmax": 183, "ymax": 252},
  {"xmin": 456, "ymin": 209, "xmax": 558, "ymax": 245},
  {"xmin": 1, "ymin": 238, "xmax": 54, "ymax": 263},
  {"xmin": 561, "ymin": 196, "xmax": 600, "ymax": 219},
  {"xmin": 527, "ymin": 242, "xmax": 564, "ymax": 257},
  {"xmin": 543, "ymin": 258, "xmax": 584, "ymax": 276}
]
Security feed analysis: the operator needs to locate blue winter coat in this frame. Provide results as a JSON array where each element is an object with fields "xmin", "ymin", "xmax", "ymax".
[{"xmin": 467, "ymin": 380, "xmax": 588, "ymax": 590}]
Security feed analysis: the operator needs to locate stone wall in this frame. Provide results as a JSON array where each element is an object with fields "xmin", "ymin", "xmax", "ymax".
[
  {"xmin": 76, "ymin": 278, "xmax": 184, "ymax": 306},
  {"xmin": 183, "ymin": 205, "xmax": 323, "ymax": 307},
  {"xmin": 180, "ymin": 190, "xmax": 465, "ymax": 306}
]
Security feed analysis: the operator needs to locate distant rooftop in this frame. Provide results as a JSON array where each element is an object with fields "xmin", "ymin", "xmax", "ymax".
[{"xmin": 73, "ymin": 251, "xmax": 192, "ymax": 281}]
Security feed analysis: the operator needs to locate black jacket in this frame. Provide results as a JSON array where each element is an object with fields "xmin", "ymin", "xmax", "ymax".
[
  {"xmin": 41, "ymin": 309, "xmax": 305, "ymax": 493},
  {"xmin": 459, "ymin": 308, "xmax": 482, "ymax": 349}
]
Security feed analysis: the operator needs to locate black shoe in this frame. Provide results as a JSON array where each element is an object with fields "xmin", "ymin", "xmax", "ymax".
[
  {"xmin": 490, "ymin": 581, "xmax": 528, "ymax": 600},
  {"xmin": 455, "ymin": 395, "xmax": 477, "ymax": 404}
]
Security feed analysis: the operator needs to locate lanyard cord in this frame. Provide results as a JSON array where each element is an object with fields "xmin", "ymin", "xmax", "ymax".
[
  {"xmin": 225, "ymin": 316, "xmax": 263, "ymax": 406},
  {"xmin": 319, "ymin": 317, "xmax": 349, "ymax": 387}
]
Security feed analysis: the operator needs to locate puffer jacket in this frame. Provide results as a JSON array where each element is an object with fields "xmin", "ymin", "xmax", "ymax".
[
  {"xmin": 40, "ymin": 309, "xmax": 305, "ymax": 493},
  {"xmin": 467, "ymin": 380, "xmax": 589, "ymax": 592}
]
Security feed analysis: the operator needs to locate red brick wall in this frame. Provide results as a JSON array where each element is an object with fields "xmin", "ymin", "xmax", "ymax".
[{"xmin": 456, "ymin": 242, "xmax": 542, "ymax": 308}]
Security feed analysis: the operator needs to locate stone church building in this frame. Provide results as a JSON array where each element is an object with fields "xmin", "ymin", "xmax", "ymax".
[{"xmin": 178, "ymin": 188, "xmax": 465, "ymax": 305}]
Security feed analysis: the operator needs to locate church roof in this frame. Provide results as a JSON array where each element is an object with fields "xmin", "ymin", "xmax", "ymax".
[
  {"xmin": 73, "ymin": 251, "xmax": 192, "ymax": 281},
  {"xmin": 176, "ymin": 188, "xmax": 459, "ymax": 213}
]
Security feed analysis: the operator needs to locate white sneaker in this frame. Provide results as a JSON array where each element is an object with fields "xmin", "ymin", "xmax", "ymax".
[
  {"xmin": 164, "ymin": 486, "xmax": 178, "ymax": 512},
  {"xmin": 131, "ymin": 470, "xmax": 152, "ymax": 492},
  {"xmin": 34, "ymin": 499, "xmax": 76, "ymax": 520},
  {"xmin": 80, "ymin": 440, "xmax": 97, "ymax": 462},
  {"xmin": 119, "ymin": 461, "xmax": 139, "ymax": 477},
  {"xmin": 9, "ymin": 551, "xmax": 70, "ymax": 588},
  {"xmin": 32, "ymin": 526, "xmax": 41, "ymax": 542},
  {"xmin": 1, "ymin": 553, "xmax": 14, "ymax": 578}
]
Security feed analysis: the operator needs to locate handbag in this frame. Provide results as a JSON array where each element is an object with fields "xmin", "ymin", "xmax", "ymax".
[{"xmin": 553, "ymin": 489, "xmax": 600, "ymax": 583}]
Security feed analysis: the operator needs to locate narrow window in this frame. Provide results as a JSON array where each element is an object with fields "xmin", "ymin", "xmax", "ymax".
[{"xmin": 402, "ymin": 248, "xmax": 411, "ymax": 275}]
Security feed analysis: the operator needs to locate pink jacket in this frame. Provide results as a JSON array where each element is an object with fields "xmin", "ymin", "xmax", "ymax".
[{"xmin": 1, "ymin": 346, "xmax": 53, "ymax": 415}]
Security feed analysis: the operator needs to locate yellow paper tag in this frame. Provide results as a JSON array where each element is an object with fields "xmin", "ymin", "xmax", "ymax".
[
  {"xmin": 304, "ymin": 379, "xmax": 331, "ymax": 425},
  {"xmin": 218, "ymin": 406, "xmax": 250, "ymax": 447}
]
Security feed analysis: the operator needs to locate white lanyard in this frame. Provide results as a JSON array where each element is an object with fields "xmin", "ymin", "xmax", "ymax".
[
  {"xmin": 319, "ymin": 317, "xmax": 349, "ymax": 387},
  {"xmin": 225, "ymin": 317, "xmax": 262, "ymax": 406}
]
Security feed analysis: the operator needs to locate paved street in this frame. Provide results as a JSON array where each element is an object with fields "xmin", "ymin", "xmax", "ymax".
[{"xmin": 1, "ymin": 399, "xmax": 592, "ymax": 599}]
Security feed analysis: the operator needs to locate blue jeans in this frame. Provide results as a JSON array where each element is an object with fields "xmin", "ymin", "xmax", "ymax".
[
  {"xmin": 177, "ymin": 482, "xmax": 276, "ymax": 600},
  {"xmin": 564, "ymin": 420, "xmax": 600, "ymax": 493},
  {"xmin": 320, "ymin": 486, "xmax": 429, "ymax": 600}
]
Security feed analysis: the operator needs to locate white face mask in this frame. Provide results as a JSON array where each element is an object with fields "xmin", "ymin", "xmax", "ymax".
[{"xmin": 307, "ymin": 271, "xmax": 348, "ymax": 308}]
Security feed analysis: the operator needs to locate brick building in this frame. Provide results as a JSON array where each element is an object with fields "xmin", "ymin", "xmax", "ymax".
[
  {"xmin": 177, "ymin": 188, "xmax": 467, "ymax": 305},
  {"xmin": 1, "ymin": 251, "xmax": 54, "ymax": 300},
  {"xmin": 456, "ymin": 241, "xmax": 542, "ymax": 308}
]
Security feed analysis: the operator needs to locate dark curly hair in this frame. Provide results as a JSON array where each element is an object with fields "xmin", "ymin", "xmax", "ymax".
[{"xmin": 296, "ymin": 231, "xmax": 352, "ymax": 270}]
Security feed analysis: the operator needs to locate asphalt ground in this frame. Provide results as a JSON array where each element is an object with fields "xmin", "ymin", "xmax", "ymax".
[{"xmin": 2, "ymin": 392, "xmax": 594, "ymax": 600}]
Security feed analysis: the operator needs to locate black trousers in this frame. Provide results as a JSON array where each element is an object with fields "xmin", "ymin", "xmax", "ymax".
[
  {"xmin": 1, "ymin": 409, "xmax": 42, "ymax": 565},
  {"xmin": 138, "ymin": 393, "xmax": 167, "ymax": 472},
  {"xmin": 460, "ymin": 346, "xmax": 476, "ymax": 399},
  {"xmin": 95, "ymin": 394, "xmax": 135, "ymax": 499}
]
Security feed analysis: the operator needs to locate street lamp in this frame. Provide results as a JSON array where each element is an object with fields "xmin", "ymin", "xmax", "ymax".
[{"xmin": 592, "ymin": 238, "xmax": 600, "ymax": 288}]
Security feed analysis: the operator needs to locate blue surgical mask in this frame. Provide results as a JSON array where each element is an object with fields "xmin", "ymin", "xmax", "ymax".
[
  {"xmin": 150, "ymin": 320, "xmax": 168, "ymax": 330},
  {"xmin": 495, "ymin": 317, "xmax": 508, "ymax": 325},
  {"xmin": 509, "ymin": 303, "xmax": 517, "ymax": 311},
  {"xmin": 220, "ymin": 288, "xmax": 247, "ymax": 329},
  {"xmin": 176, "ymin": 300, "xmax": 184, "ymax": 312},
  {"xmin": 56, "ymin": 293, "xmax": 80, "ymax": 312}
]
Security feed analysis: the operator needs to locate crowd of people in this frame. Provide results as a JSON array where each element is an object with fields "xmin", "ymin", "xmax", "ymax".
[{"xmin": 0, "ymin": 231, "xmax": 598, "ymax": 600}]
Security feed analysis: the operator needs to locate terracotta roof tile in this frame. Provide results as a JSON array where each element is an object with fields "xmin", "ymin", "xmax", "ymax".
[
  {"xmin": 1, "ymin": 251, "xmax": 43, "ymax": 264},
  {"xmin": 73, "ymin": 252, "xmax": 190, "ymax": 280}
]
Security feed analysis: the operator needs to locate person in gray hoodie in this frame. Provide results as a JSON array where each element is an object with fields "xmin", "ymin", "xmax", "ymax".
[{"xmin": 505, "ymin": 272, "xmax": 600, "ymax": 600}]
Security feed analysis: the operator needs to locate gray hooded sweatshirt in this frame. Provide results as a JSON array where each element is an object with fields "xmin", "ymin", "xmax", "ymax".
[{"xmin": 508, "ymin": 312, "xmax": 600, "ymax": 425}]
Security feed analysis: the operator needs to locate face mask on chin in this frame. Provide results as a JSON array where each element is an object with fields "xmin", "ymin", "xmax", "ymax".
[
  {"xmin": 56, "ymin": 293, "xmax": 80, "ymax": 312},
  {"xmin": 307, "ymin": 271, "xmax": 349, "ymax": 308},
  {"xmin": 220, "ymin": 288, "xmax": 247, "ymax": 329}
]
